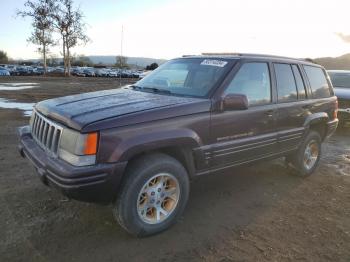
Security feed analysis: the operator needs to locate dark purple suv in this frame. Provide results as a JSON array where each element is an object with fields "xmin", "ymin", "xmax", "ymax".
[{"xmin": 18, "ymin": 54, "xmax": 338, "ymax": 236}]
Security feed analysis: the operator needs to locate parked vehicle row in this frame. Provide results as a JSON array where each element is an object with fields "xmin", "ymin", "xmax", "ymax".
[
  {"xmin": 0, "ymin": 64, "xmax": 148, "ymax": 78},
  {"xmin": 0, "ymin": 67, "xmax": 10, "ymax": 76}
]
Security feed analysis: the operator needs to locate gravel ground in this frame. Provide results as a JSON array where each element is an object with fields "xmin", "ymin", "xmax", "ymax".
[{"xmin": 0, "ymin": 76, "xmax": 349, "ymax": 262}]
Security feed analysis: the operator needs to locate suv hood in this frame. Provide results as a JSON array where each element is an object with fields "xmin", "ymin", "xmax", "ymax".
[
  {"xmin": 334, "ymin": 87, "xmax": 350, "ymax": 99},
  {"xmin": 35, "ymin": 88, "xmax": 207, "ymax": 131}
]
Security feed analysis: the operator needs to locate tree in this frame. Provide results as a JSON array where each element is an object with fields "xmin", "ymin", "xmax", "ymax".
[
  {"xmin": 146, "ymin": 62, "xmax": 158, "ymax": 70},
  {"xmin": 17, "ymin": 0, "xmax": 56, "ymax": 74},
  {"xmin": 0, "ymin": 50, "xmax": 9, "ymax": 64},
  {"xmin": 51, "ymin": 0, "xmax": 89, "ymax": 76},
  {"xmin": 116, "ymin": 55, "xmax": 128, "ymax": 68},
  {"xmin": 71, "ymin": 55, "xmax": 93, "ymax": 67},
  {"xmin": 47, "ymin": 53, "xmax": 60, "ymax": 66}
]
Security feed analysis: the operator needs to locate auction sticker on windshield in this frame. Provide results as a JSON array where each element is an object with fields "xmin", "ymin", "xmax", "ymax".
[{"xmin": 200, "ymin": 59, "xmax": 228, "ymax": 67}]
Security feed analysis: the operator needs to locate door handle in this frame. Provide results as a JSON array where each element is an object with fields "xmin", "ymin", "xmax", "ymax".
[{"xmin": 264, "ymin": 110, "xmax": 274, "ymax": 117}]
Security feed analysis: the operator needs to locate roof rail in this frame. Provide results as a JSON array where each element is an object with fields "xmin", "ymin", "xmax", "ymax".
[
  {"xmin": 200, "ymin": 52, "xmax": 311, "ymax": 62},
  {"xmin": 201, "ymin": 52, "xmax": 240, "ymax": 56}
]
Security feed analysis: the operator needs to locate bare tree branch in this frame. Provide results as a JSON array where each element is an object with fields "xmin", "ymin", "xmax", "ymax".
[{"xmin": 17, "ymin": 0, "xmax": 56, "ymax": 74}]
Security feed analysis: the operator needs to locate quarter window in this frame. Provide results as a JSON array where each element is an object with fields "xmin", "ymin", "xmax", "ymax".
[
  {"xmin": 274, "ymin": 63, "xmax": 298, "ymax": 103},
  {"xmin": 303, "ymin": 66, "xmax": 331, "ymax": 98},
  {"xmin": 224, "ymin": 62, "xmax": 271, "ymax": 106}
]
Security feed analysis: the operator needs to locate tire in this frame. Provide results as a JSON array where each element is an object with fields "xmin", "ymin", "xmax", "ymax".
[
  {"xmin": 113, "ymin": 153, "xmax": 190, "ymax": 237},
  {"xmin": 286, "ymin": 131, "xmax": 322, "ymax": 177}
]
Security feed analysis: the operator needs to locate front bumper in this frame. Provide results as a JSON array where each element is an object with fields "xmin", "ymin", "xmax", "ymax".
[{"xmin": 18, "ymin": 126, "xmax": 128, "ymax": 203}]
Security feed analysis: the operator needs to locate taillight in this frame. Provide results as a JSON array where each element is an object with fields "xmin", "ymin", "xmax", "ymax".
[{"xmin": 333, "ymin": 100, "xmax": 338, "ymax": 119}]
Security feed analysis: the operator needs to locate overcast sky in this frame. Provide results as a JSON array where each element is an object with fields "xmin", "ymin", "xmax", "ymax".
[{"xmin": 1, "ymin": 0, "xmax": 350, "ymax": 60}]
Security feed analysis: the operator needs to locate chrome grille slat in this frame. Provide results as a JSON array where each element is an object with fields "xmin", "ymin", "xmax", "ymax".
[
  {"xmin": 46, "ymin": 126, "xmax": 54, "ymax": 148},
  {"xmin": 39, "ymin": 119, "xmax": 45, "ymax": 141},
  {"xmin": 42, "ymin": 122, "xmax": 49, "ymax": 145},
  {"xmin": 30, "ymin": 110, "xmax": 63, "ymax": 156},
  {"xmin": 34, "ymin": 116, "xmax": 40, "ymax": 137}
]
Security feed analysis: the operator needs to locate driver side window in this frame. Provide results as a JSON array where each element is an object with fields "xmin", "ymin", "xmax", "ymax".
[{"xmin": 224, "ymin": 62, "xmax": 271, "ymax": 106}]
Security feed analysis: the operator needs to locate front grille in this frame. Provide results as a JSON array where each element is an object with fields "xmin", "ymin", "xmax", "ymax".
[
  {"xmin": 338, "ymin": 99, "xmax": 350, "ymax": 109},
  {"xmin": 30, "ymin": 110, "xmax": 63, "ymax": 155}
]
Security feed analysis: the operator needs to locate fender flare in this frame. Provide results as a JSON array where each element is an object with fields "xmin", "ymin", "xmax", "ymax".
[
  {"xmin": 303, "ymin": 112, "xmax": 329, "ymax": 128},
  {"xmin": 109, "ymin": 128, "xmax": 203, "ymax": 163},
  {"xmin": 303, "ymin": 112, "xmax": 329, "ymax": 140}
]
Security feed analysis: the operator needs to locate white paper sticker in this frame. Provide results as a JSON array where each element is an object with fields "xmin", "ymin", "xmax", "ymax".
[{"xmin": 200, "ymin": 59, "xmax": 228, "ymax": 67}]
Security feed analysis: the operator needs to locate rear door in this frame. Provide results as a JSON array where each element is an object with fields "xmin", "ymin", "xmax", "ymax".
[
  {"xmin": 209, "ymin": 60, "xmax": 278, "ymax": 169},
  {"xmin": 273, "ymin": 63, "xmax": 309, "ymax": 152}
]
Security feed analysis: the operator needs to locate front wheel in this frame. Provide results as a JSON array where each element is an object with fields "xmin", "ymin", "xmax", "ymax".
[
  {"xmin": 286, "ymin": 131, "xmax": 322, "ymax": 177},
  {"xmin": 113, "ymin": 153, "xmax": 190, "ymax": 237}
]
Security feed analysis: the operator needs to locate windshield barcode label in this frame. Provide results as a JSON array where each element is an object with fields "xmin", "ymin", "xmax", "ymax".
[{"xmin": 201, "ymin": 59, "xmax": 228, "ymax": 67}]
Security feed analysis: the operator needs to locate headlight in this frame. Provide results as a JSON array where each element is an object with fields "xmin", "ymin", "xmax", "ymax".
[{"xmin": 58, "ymin": 128, "xmax": 98, "ymax": 167}]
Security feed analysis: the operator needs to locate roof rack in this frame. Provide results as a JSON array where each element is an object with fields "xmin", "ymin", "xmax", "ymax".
[
  {"xmin": 182, "ymin": 53, "xmax": 315, "ymax": 64},
  {"xmin": 201, "ymin": 52, "xmax": 303, "ymax": 60}
]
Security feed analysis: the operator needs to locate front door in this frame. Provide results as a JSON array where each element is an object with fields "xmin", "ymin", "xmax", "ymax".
[{"xmin": 209, "ymin": 61, "xmax": 278, "ymax": 169}]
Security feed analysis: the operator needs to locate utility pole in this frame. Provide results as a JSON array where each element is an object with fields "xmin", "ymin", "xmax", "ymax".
[{"xmin": 119, "ymin": 25, "xmax": 123, "ymax": 87}]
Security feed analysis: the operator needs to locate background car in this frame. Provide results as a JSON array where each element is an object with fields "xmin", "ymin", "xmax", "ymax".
[
  {"xmin": 0, "ymin": 67, "xmax": 10, "ymax": 76},
  {"xmin": 328, "ymin": 70, "xmax": 350, "ymax": 127},
  {"xmin": 83, "ymin": 68, "xmax": 95, "ymax": 77}
]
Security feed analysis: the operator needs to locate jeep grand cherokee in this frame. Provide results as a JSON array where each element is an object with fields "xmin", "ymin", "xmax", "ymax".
[{"xmin": 18, "ymin": 54, "xmax": 338, "ymax": 236}]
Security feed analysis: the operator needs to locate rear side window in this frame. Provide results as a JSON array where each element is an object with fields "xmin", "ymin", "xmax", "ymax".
[
  {"xmin": 274, "ymin": 63, "xmax": 297, "ymax": 102},
  {"xmin": 303, "ymin": 66, "xmax": 331, "ymax": 98},
  {"xmin": 224, "ymin": 62, "xmax": 271, "ymax": 106},
  {"xmin": 292, "ymin": 65, "xmax": 306, "ymax": 99}
]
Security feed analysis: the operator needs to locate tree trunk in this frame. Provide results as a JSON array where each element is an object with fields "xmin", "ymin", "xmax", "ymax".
[
  {"xmin": 66, "ymin": 43, "xmax": 71, "ymax": 77},
  {"xmin": 43, "ymin": 44, "xmax": 47, "ymax": 75},
  {"xmin": 62, "ymin": 36, "xmax": 67, "ymax": 76},
  {"xmin": 42, "ymin": 30, "xmax": 47, "ymax": 75}
]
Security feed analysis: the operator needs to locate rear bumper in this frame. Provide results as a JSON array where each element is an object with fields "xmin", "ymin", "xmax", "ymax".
[
  {"xmin": 325, "ymin": 119, "xmax": 339, "ymax": 139},
  {"xmin": 18, "ymin": 126, "xmax": 127, "ymax": 203}
]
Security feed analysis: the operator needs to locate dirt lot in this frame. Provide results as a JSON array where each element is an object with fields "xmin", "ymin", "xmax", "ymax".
[{"xmin": 0, "ymin": 76, "xmax": 349, "ymax": 262}]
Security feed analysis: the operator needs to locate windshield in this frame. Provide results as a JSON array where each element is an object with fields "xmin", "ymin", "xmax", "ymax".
[
  {"xmin": 135, "ymin": 58, "xmax": 234, "ymax": 97},
  {"xmin": 328, "ymin": 72, "xmax": 350, "ymax": 88}
]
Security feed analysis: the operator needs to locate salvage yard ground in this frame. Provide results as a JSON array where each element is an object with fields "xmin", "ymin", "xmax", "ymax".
[{"xmin": 0, "ymin": 76, "xmax": 349, "ymax": 262}]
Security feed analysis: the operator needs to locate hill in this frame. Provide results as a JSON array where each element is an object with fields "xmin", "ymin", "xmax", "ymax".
[
  {"xmin": 88, "ymin": 56, "xmax": 167, "ymax": 67},
  {"xmin": 314, "ymin": 53, "xmax": 350, "ymax": 70}
]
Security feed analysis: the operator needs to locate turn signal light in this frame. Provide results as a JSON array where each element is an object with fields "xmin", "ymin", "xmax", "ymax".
[{"xmin": 84, "ymin": 132, "xmax": 98, "ymax": 155}]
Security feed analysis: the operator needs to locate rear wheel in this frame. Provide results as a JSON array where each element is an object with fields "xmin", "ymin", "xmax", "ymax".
[
  {"xmin": 113, "ymin": 153, "xmax": 190, "ymax": 237},
  {"xmin": 286, "ymin": 131, "xmax": 322, "ymax": 177}
]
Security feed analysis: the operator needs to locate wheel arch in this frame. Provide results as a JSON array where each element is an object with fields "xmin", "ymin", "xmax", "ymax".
[
  {"xmin": 303, "ymin": 112, "xmax": 329, "ymax": 141},
  {"xmin": 109, "ymin": 128, "xmax": 203, "ymax": 179}
]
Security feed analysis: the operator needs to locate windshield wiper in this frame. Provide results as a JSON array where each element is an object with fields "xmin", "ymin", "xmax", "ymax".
[
  {"xmin": 130, "ymin": 85, "xmax": 142, "ymax": 90},
  {"xmin": 142, "ymin": 87, "xmax": 172, "ymax": 94},
  {"xmin": 131, "ymin": 85, "xmax": 172, "ymax": 94}
]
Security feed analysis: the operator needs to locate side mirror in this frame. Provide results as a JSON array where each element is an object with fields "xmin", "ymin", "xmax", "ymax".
[{"xmin": 222, "ymin": 94, "xmax": 248, "ymax": 111}]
